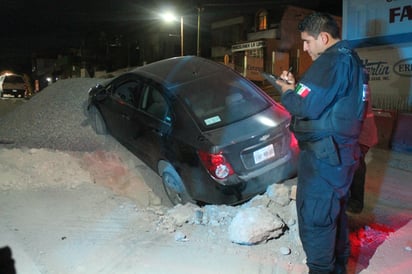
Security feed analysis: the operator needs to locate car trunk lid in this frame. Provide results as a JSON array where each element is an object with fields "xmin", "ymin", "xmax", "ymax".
[{"xmin": 200, "ymin": 107, "xmax": 292, "ymax": 174}]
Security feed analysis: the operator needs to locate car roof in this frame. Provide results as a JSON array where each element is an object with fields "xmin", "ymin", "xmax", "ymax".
[{"xmin": 131, "ymin": 56, "xmax": 232, "ymax": 89}]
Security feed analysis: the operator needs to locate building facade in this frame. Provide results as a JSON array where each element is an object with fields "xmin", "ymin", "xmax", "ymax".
[{"xmin": 210, "ymin": 6, "xmax": 341, "ymax": 83}]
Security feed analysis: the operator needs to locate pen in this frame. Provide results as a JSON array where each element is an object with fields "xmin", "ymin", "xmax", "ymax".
[
  {"xmin": 287, "ymin": 66, "xmax": 293, "ymax": 76},
  {"xmin": 281, "ymin": 67, "xmax": 293, "ymax": 84}
]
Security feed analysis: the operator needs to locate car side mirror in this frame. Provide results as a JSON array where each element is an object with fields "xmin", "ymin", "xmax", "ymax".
[{"xmin": 93, "ymin": 85, "xmax": 107, "ymax": 101}]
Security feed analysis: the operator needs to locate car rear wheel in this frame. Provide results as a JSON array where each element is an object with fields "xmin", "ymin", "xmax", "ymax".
[
  {"xmin": 89, "ymin": 105, "xmax": 107, "ymax": 135},
  {"xmin": 162, "ymin": 165, "xmax": 193, "ymax": 205}
]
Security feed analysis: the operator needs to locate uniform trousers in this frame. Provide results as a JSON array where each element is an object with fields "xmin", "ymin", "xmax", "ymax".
[{"xmin": 296, "ymin": 149, "xmax": 358, "ymax": 273}]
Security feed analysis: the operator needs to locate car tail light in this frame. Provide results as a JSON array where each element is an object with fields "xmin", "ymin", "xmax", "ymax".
[
  {"xmin": 198, "ymin": 150, "xmax": 234, "ymax": 179},
  {"xmin": 290, "ymin": 132, "xmax": 298, "ymax": 149}
]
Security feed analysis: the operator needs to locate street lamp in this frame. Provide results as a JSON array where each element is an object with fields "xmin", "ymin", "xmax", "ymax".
[{"xmin": 161, "ymin": 12, "xmax": 184, "ymax": 56}]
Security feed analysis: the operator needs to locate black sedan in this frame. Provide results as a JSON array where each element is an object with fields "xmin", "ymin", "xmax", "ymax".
[{"xmin": 87, "ymin": 56, "xmax": 298, "ymax": 205}]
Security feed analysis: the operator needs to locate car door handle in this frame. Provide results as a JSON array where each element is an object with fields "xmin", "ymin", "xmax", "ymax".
[
  {"xmin": 152, "ymin": 128, "xmax": 163, "ymax": 136},
  {"xmin": 121, "ymin": 113, "xmax": 130, "ymax": 120}
]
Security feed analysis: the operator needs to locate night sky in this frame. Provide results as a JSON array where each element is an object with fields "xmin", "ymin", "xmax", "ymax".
[{"xmin": 1, "ymin": 0, "xmax": 341, "ymax": 72}]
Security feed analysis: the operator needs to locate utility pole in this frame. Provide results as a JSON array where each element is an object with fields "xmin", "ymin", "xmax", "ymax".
[{"xmin": 197, "ymin": 6, "xmax": 204, "ymax": 56}]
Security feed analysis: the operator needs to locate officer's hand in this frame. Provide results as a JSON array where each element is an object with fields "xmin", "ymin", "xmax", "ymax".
[{"xmin": 276, "ymin": 70, "xmax": 295, "ymax": 93}]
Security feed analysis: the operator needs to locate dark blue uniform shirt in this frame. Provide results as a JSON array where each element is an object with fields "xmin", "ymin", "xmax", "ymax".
[{"xmin": 281, "ymin": 40, "xmax": 365, "ymax": 145}]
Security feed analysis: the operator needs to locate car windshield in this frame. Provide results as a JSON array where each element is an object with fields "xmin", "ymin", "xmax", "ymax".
[{"xmin": 176, "ymin": 72, "xmax": 270, "ymax": 130}]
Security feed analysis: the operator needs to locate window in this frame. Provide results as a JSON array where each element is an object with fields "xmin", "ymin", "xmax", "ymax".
[
  {"xmin": 177, "ymin": 72, "xmax": 270, "ymax": 130},
  {"xmin": 140, "ymin": 85, "xmax": 169, "ymax": 121},
  {"xmin": 113, "ymin": 81, "xmax": 141, "ymax": 106},
  {"xmin": 257, "ymin": 10, "xmax": 268, "ymax": 31},
  {"xmin": 4, "ymin": 75, "xmax": 25, "ymax": 84}
]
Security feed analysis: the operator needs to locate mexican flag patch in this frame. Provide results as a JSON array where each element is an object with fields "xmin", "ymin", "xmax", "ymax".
[{"xmin": 296, "ymin": 83, "xmax": 311, "ymax": 98}]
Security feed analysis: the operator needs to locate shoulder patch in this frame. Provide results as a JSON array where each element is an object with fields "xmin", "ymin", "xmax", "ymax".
[{"xmin": 296, "ymin": 83, "xmax": 311, "ymax": 98}]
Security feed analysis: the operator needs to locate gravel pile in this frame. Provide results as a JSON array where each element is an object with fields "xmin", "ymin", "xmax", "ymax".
[{"xmin": 0, "ymin": 77, "xmax": 112, "ymax": 151}]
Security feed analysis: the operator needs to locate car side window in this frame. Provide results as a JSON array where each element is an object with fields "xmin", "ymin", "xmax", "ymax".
[
  {"xmin": 112, "ymin": 80, "xmax": 141, "ymax": 106},
  {"xmin": 140, "ymin": 85, "xmax": 169, "ymax": 122}
]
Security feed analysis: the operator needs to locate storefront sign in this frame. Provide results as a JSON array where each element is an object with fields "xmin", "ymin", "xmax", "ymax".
[
  {"xmin": 394, "ymin": 58, "xmax": 412, "ymax": 77},
  {"xmin": 343, "ymin": 0, "xmax": 412, "ymax": 40},
  {"xmin": 357, "ymin": 44, "xmax": 412, "ymax": 111},
  {"xmin": 232, "ymin": 41, "xmax": 266, "ymax": 52},
  {"xmin": 246, "ymin": 57, "xmax": 264, "ymax": 81}
]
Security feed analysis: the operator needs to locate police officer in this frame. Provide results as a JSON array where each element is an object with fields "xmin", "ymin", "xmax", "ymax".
[{"xmin": 274, "ymin": 13, "xmax": 366, "ymax": 274}]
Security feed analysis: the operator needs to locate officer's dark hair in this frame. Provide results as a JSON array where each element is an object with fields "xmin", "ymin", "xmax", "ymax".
[{"xmin": 298, "ymin": 12, "xmax": 340, "ymax": 39}]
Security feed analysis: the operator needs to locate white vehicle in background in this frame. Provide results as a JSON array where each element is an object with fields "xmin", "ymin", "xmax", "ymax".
[{"xmin": 0, "ymin": 74, "xmax": 27, "ymax": 98}]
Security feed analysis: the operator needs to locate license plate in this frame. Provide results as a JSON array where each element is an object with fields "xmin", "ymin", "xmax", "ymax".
[{"xmin": 253, "ymin": 144, "xmax": 275, "ymax": 164}]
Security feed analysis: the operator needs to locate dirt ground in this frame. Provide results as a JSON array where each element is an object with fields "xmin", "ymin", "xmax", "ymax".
[{"xmin": 0, "ymin": 144, "xmax": 411, "ymax": 274}]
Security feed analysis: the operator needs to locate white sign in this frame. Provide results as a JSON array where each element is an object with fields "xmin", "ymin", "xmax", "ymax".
[
  {"xmin": 356, "ymin": 43, "xmax": 412, "ymax": 111},
  {"xmin": 343, "ymin": 0, "xmax": 412, "ymax": 40}
]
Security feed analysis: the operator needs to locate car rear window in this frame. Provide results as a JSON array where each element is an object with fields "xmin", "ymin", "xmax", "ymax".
[
  {"xmin": 4, "ymin": 75, "xmax": 25, "ymax": 84},
  {"xmin": 176, "ymin": 72, "xmax": 271, "ymax": 130}
]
